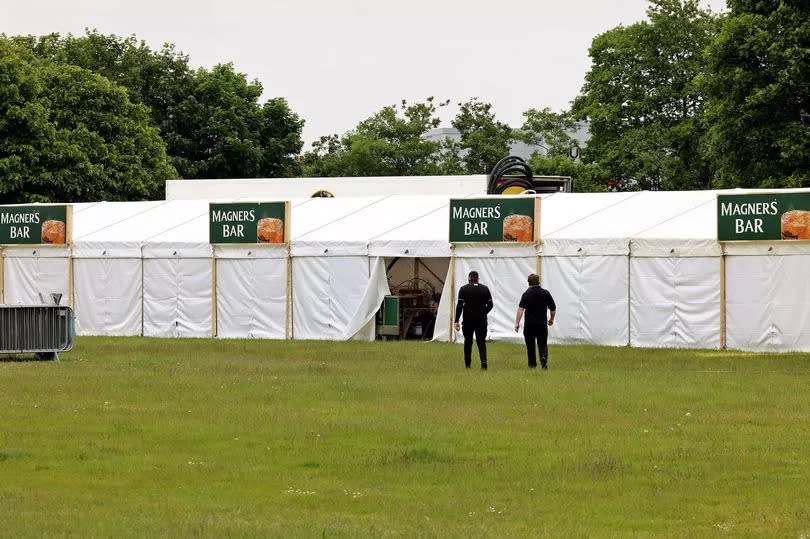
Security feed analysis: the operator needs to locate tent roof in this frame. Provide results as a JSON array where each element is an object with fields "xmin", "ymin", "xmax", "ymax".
[{"xmin": 6, "ymin": 189, "xmax": 810, "ymax": 257}]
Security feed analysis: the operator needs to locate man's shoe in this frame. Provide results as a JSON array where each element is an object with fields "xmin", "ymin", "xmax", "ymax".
[
  {"xmin": 529, "ymin": 364, "xmax": 537, "ymax": 369},
  {"xmin": 481, "ymin": 364, "xmax": 487, "ymax": 370},
  {"xmin": 541, "ymin": 364, "xmax": 548, "ymax": 370}
]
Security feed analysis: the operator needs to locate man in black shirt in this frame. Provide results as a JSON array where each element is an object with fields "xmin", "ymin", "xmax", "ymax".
[
  {"xmin": 454, "ymin": 271, "xmax": 493, "ymax": 370},
  {"xmin": 514, "ymin": 273, "xmax": 556, "ymax": 369}
]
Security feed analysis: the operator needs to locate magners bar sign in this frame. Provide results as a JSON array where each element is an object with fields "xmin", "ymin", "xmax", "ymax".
[
  {"xmin": 449, "ymin": 198, "xmax": 538, "ymax": 243},
  {"xmin": 717, "ymin": 193, "xmax": 810, "ymax": 242}
]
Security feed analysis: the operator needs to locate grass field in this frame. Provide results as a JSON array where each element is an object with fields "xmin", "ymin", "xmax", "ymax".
[{"xmin": 1, "ymin": 338, "xmax": 810, "ymax": 537}]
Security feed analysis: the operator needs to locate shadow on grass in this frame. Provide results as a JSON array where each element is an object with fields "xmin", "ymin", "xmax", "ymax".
[{"xmin": 0, "ymin": 353, "xmax": 58, "ymax": 363}]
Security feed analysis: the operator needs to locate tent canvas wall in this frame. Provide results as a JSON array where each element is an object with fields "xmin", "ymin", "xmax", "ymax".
[
  {"xmin": 724, "ymin": 242, "xmax": 810, "ymax": 352},
  {"xmin": 629, "ymin": 193, "xmax": 722, "ymax": 349},
  {"xmin": 2, "ymin": 247, "xmax": 70, "ymax": 306},
  {"xmin": 4, "ymin": 189, "xmax": 810, "ymax": 351}
]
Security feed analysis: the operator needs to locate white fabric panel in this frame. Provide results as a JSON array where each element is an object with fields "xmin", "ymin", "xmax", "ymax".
[
  {"xmin": 214, "ymin": 245, "xmax": 288, "ymax": 259},
  {"xmin": 341, "ymin": 257, "xmax": 391, "ymax": 339},
  {"xmin": 542, "ymin": 255, "xmax": 629, "ymax": 346},
  {"xmin": 540, "ymin": 238, "xmax": 629, "ymax": 257},
  {"xmin": 142, "ymin": 242, "xmax": 212, "ymax": 259},
  {"xmin": 216, "ymin": 258, "xmax": 287, "ymax": 339},
  {"xmin": 368, "ymin": 199, "xmax": 451, "ymax": 257},
  {"xmin": 630, "ymin": 257, "xmax": 721, "ymax": 349},
  {"xmin": 630, "ymin": 192, "xmax": 718, "ymax": 239},
  {"xmin": 3, "ymin": 246, "xmax": 70, "ymax": 258},
  {"xmin": 143, "ymin": 258, "xmax": 212, "ymax": 338},
  {"xmin": 353, "ymin": 318, "xmax": 376, "ymax": 341},
  {"xmin": 72, "ymin": 201, "xmax": 166, "ymax": 239},
  {"xmin": 369, "ymin": 240, "xmax": 450, "ymax": 258},
  {"xmin": 453, "ymin": 244, "xmax": 537, "ymax": 259},
  {"xmin": 3, "ymin": 256, "xmax": 69, "ymax": 305},
  {"xmin": 432, "ymin": 262, "xmax": 454, "ymax": 342},
  {"xmin": 290, "ymin": 241, "xmax": 368, "ymax": 257},
  {"xmin": 726, "ymin": 255, "xmax": 810, "ymax": 352},
  {"xmin": 544, "ymin": 191, "xmax": 717, "ymax": 240},
  {"xmin": 75, "ymin": 200, "xmax": 209, "ymax": 244},
  {"xmin": 73, "ymin": 241, "xmax": 141, "ymax": 259},
  {"xmin": 292, "ymin": 256, "xmax": 374, "ymax": 340},
  {"xmin": 723, "ymin": 242, "xmax": 810, "ymax": 256},
  {"xmin": 540, "ymin": 192, "xmax": 638, "ymax": 238},
  {"xmin": 451, "ymin": 257, "xmax": 537, "ymax": 344},
  {"xmin": 295, "ymin": 196, "xmax": 443, "ymax": 251},
  {"xmin": 73, "ymin": 258, "xmax": 141, "ymax": 336},
  {"xmin": 630, "ymin": 239, "xmax": 722, "ymax": 258}
]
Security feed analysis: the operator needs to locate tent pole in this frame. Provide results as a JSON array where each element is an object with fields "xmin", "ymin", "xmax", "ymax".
[
  {"xmin": 140, "ymin": 253, "xmax": 145, "ymax": 337},
  {"xmin": 67, "ymin": 247, "xmax": 73, "ymax": 309},
  {"xmin": 0, "ymin": 247, "xmax": 5, "ymax": 304},
  {"xmin": 535, "ymin": 246, "xmax": 541, "ymax": 283},
  {"xmin": 448, "ymin": 247, "xmax": 456, "ymax": 343},
  {"xmin": 533, "ymin": 194, "xmax": 543, "ymax": 308},
  {"xmin": 720, "ymin": 248, "xmax": 726, "ymax": 350},
  {"xmin": 66, "ymin": 205, "xmax": 73, "ymax": 309},
  {"xmin": 286, "ymin": 250, "xmax": 293, "ymax": 340},
  {"xmin": 534, "ymin": 196, "xmax": 542, "ymax": 243},
  {"xmin": 627, "ymin": 240, "xmax": 632, "ymax": 347},
  {"xmin": 211, "ymin": 255, "xmax": 218, "ymax": 338},
  {"xmin": 285, "ymin": 201, "xmax": 292, "ymax": 340}
]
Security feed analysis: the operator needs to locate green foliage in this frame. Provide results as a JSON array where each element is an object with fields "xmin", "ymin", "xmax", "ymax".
[
  {"xmin": 520, "ymin": 107, "xmax": 580, "ymax": 158},
  {"xmin": 702, "ymin": 0, "xmax": 810, "ymax": 188},
  {"xmin": 2, "ymin": 337, "xmax": 810, "ymax": 535},
  {"xmin": 170, "ymin": 64, "xmax": 304, "ymax": 179},
  {"xmin": 300, "ymin": 98, "xmax": 448, "ymax": 176},
  {"xmin": 451, "ymin": 98, "xmax": 514, "ymax": 174},
  {"xmin": 520, "ymin": 108, "xmax": 609, "ymax": 191},
  {"xmin": 14, "ymin": 30, "xmax": 304, "ymax": 179},
  {"xmin": 529, "ymin": 155, "xmax": 609, "ymax": 192},
  {"xmin": 0, "ymin": 40, "xmax": 175, "ymax": 202},
  {"xmin": 573, "ymin": 0, "xmax": 718, "ymax": 190}
]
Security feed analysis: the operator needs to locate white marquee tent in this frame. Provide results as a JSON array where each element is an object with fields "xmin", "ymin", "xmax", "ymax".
[{"xmin": 2, "ymin": 189, "xmax": 810, "ymax": 352}]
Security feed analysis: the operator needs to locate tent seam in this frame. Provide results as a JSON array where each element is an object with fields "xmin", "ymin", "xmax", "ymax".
[
  {"xmin": 544, "ymin": 192, "xmax": 643, "ymax": 236},
  {"xmin": 294, "ymin": 195, "xmax": 393, "ymax": 239},
  {"xmin": 632, "ymin": 197, "xmax": 715, "ymax": 237}
]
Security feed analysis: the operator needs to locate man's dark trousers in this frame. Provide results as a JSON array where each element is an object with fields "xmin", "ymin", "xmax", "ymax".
[
  {"xmin": 462, "ymin": 322, "xmax": 487, "ymax": 368},
  {"xmin": 523, "ymin": 322, "xmax": 548, "ymax": 368}
]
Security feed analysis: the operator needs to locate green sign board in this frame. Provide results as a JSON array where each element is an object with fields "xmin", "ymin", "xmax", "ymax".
[
  {"xmin": 209, "ymin": 202, "xmax": 288, "ymax": 244},
  {"xmin": 717, "ymin": 193, "xmax": 810, "ymax": 241},
  {"xmin": 449, "ymin": 198, "xmax": 537, "ymax": 243},
  {"xmin": 0, "ymin": 205, "xmax": 69, "ymax": 245}
]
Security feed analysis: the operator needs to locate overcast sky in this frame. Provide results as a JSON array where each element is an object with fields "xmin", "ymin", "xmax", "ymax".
[{"xmin": 6, "ymin": 0, "xmax": 727, "ymax": 145}]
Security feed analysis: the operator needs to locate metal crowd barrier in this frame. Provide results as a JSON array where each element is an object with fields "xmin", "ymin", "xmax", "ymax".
[{"xmin": 0, "ymin": 305, "xmax": 75, "ymax": 360}]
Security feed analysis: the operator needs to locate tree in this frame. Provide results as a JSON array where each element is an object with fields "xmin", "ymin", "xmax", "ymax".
[
  {"xmin": 572, "ymin": 0, "xmax": 718, "ymax": 190},
  {"xmin": 168, "ymin": 64, "xmax": 304, "ymax": 179},
  {"xmin": 300, "ymin": 98, "xmax": 449, "ymax": 177},
  {"xmin": 702, "ymin": 0, "xmax": 810, "ymax": 188},
  {"xmin": 528, "ymin": 155, "xmax": 609, "ymax": 193},
  {"xmin": 0, "ymin": 40, "xmax": 175, "ymax": 203},
  {"xmin": 520, "ymin": 107, "xmax": 581, "ymax": 158},
  {"xmin": 451, "ymin": 98, "xmax": 514, "ymax": 174},
  {"xmin": 14, "ymin": 31, "xmax": 305, "ymax": 178}
]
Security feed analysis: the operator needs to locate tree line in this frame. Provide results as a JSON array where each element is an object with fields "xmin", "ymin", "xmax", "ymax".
[{"xmin": 1, "ymin": 0, "xmax": 808, "ymax": 203}]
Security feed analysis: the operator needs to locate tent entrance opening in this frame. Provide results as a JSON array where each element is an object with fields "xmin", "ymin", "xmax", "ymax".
[{"xmin": 378, "ymin": 257, "xmax": 449, "ymax": 340}]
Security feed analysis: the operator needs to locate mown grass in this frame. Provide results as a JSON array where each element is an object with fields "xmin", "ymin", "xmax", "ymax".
[{"xmin": 1, "ymin": 338, "xmax": 809, "ymax": 537}]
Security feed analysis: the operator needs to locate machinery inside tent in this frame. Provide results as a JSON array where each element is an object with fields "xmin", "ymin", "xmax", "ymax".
[{"xmin": 3, "ymin": 189, "xmax": 810, "ymax": 352}]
